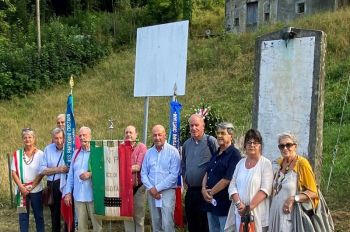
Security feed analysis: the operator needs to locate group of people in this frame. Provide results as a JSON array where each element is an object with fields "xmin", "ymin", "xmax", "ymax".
[
  {"xmin": 182, "ymin": 114, "xmax": 319, "ymax": 232},
  {"xmin": 11, "ymin": 113, "xmax": 319, "ymax": 232}
]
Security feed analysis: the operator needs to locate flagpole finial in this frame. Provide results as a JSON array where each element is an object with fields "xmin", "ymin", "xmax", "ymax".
[
  {"xmin": 69, "ymin": 75, "xmax": 74, "ymax": 94},
  {"xmin": 108, "ymin": 118, "xmax": 115, "ymax": 140}
]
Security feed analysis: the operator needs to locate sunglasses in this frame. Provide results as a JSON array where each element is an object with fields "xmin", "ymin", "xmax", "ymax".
[
  {"xmin": 22, "ymin": 128, "xmax": 33, "ymax": 132},
  {"xmin": 278, "ymin": 143, "xmax": 295, "ymax": 150}
]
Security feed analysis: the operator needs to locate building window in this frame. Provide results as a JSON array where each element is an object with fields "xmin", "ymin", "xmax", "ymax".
[
  {"xmin": 264, "ymin": 13, "xmax": 270, "ymax": 22},
  {"xmin": 234, "ymin": 17, "xmax": 239, "ymax": 26},
  {"xmin": 246, "ymin": 2, "xmax": 258, "ymax": 25},
  {"xmin": 296, "ymin": 2, "xmax": 305, "ymax": 14}
]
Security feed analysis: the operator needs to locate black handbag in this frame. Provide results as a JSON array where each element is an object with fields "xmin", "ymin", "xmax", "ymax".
[{"xmin": 42, "ymin": 151, "xmax": 63, "ymax": 207}]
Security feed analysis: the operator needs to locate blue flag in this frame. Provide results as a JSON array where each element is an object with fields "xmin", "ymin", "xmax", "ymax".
[
  {"xmin": 64, "ymin": 94, "xmax": 76, "ymax": 166},
  {"xmin": 169, "ymin": 100, "xmax": 182, "ymax": 149}
]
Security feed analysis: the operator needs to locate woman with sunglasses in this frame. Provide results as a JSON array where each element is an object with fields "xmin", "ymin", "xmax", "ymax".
[
  {"xmin": 226, "ymin": 129, "xmax": 273, "ymax": 232},
  {"xmin": 269, "ymin": 132, "xmax": 318, "ymax": 231},
  {"xmin": 11, "ymin": 128, "xmax": 45, "ymax": 232}
]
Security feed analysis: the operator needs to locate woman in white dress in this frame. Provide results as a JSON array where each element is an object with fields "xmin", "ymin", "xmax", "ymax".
[
  {"xmin": 268, "ymin": 132, "xmax": 318, "ymax": 232},
  {"xmin": 226, "ymin": 129, "xmax": 273, "ymax": 232}
]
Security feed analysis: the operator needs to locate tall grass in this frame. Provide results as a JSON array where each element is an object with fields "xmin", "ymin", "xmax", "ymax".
[{"xmin": 0, "ymin": 7, "xmax": 350, "ymax": 217}]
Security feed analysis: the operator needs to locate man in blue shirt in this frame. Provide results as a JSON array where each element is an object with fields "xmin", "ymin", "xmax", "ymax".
[
  {"xmin": 63, "ymin": 126, "xmax": 102, "ymax": 232},
  {"xmin": 141, "ymin": 125, "xmax": 181, "ymax": 232},
  {"xmin": 40, "ymin": 128, "xmax": 68, "ymax": 232}
]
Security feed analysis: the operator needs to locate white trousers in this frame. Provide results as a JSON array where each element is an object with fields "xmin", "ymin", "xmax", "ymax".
[
  {"xmin": 147, "ymin": 188, "xmax": 175, "ymax": 232},
  {"xmin": 74, "ymin": 201, "xmax": 102, "ymax": 232}
]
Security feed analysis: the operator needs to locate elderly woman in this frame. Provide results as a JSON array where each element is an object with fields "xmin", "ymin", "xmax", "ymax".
[
  {"xmin": 201, "ymin": 122, "xmax": 241, "ymax": 232},
  {"xmin": 11, "ymin": 128, "xmax": 44, "ymax": 232},
  {"xmin": 269, "ymin": 132, "xmax": 318, "ymax": 231},
  {"xmin": 226, "ymin": 129, "xmax": 273, "ymax": 232},
  {"xmin": 40, "ymin": 128, "xmax": 69, "ymax": 232}
]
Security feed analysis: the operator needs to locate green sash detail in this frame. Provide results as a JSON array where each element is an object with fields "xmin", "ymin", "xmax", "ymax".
[
  {"xmin": 16, "ymin": 149, "xmax": 24, "ymax": 206},
  {"xmin": 90, "ymin": 141, "xmax": 106, "ymax": 215}
]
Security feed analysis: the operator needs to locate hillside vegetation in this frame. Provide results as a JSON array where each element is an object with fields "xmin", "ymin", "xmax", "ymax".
[{"xmin": 0, "ymin": 5, "xmax": 350, "ymax": 231}]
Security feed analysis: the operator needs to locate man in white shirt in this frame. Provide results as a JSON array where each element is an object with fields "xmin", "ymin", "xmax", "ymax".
[{"xmin": 141, "ymin": 125, "xmax": 181, "ymax": 232}]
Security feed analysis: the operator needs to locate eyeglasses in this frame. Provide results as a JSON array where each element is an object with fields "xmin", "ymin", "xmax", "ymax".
[
  {"xmin": 278, "ymin": 143, "xmax": 295, "ymax": 150},
  {"xmin": 246, "ymin": 141, "xmax": 260, "ymax": 146},
  {"xmin": 216, "ymin": 131, "xmax": 228, "ymax": 136}
]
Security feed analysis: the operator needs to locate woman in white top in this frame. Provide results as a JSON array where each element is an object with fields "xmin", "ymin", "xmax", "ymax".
[
  {"xmin": 226, "ymin": 129, "xmax": 273, "ymax": 232},
  {"xmin": 11, "ymin": 128, "xmax": 44, "ymax": 232}
]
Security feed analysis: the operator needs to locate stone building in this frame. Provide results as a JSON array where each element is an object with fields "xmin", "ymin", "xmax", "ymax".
[{"xmin": 225, "ymin": 0, "xmax": 350, "ymax": 33}]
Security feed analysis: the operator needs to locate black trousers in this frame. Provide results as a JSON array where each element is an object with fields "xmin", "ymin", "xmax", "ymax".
[
  {"xmin": 47, "ymin": 179, "xmax": 72, "ymax": 232},
  {"xmin": 185, "ymin": 187, "xmax": 209, "ymax": 232}
]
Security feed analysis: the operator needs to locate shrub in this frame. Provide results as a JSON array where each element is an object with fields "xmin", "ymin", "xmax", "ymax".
[{"xmin": 0, "ymin": 19, "xmax": 111, "ymax": 99}]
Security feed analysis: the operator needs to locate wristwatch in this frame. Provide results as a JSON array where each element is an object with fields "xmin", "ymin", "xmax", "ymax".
[{"xmin": 294, "ymin": 195, "xmax": 300, "ymax": 202}]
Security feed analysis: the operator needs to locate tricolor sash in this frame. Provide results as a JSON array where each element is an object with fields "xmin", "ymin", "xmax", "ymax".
[
  {"xmin": 90, "ymin": 140, "xmax": 133, "ymax": 219},
  {"xmin": 13, "ymin": 149, "xmax": 33, "ymax": 213}
]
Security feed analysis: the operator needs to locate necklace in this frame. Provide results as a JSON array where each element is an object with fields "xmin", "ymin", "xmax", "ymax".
[
  {"xmin": 283, "ymin": 155, "xmax": 297, "ymax": 174},
  {"xmin": 23, "ymin": 148, "xmax": 36, "ymax": 165},
  {"xmin": 272, "ymin": 155, "xmax": 298, "ymax": 196}
]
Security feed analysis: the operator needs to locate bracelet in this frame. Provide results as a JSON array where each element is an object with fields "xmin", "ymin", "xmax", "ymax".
[{"xmin": 234, "ymin": 200, "xmax": 241, "ymax": 207}]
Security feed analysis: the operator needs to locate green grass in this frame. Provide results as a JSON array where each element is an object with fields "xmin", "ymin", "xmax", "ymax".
[{"xmin": 0, "ymin": 5, "xmax": 350, "ymax": 230}]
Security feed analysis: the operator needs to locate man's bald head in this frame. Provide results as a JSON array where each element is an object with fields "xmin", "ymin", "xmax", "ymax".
[{"xmin": 152, "ymin": 125, "xmax": 166, "ymax": 150}]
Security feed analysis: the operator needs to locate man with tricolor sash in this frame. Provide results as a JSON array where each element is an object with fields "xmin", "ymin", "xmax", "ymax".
[
  {"xmin": 141, "ymin": 125, "xmax": 181, "ymax": 232},
  {"xmin": 63, "ymin": 126, "xmax": 102, "ymax": 232}
]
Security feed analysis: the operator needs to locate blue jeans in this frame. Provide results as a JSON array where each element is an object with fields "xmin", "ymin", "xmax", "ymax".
[
  {"xmin": 207, "ymin": 212, "xmax": 227, "ymax": 232},
  {"xmin": 19, "ymin": 191, "xmax": 44, "ymax": 232}
]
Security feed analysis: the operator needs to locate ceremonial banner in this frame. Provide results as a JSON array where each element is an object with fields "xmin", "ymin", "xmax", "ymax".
[
  {"xmin": 60, "ymin": 94, "xmax": 76, "ymax": 231},
  {"xmin": 64, "ymin": 94, "xmax": 76, "ymax": 166},
  {"xmin": 90, "ymin": 140, "xmax": 133, "ymax": 218},
  {"xmin": 169, "ymin": 100, "xmax": 184, "ymax": 227}
]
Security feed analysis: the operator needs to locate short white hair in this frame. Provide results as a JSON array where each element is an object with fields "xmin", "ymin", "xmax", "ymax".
[{"xmin": 56, "ymin": 114, "xmax": 65, "ymax": 121}]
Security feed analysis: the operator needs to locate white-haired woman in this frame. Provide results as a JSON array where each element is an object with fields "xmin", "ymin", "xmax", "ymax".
[
  {"xmin": 201, "ymin": 122, "xmax": 241, "ymax": 232},
  {"xmin": 11, "ymin": 128, "xmax": 44, "ymax": 232},
  {"xmin": 269, "ymin": 132, "xmax": 318, "ymax": 231}
]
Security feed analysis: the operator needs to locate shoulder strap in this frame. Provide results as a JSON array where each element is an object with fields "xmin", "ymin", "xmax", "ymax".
[
  {"xmin": 52, "ymin": 151, "xmax": 64, "ymax": 182},
  {"xmin": 206, "ymin": 134, "xmax": 215, "ymax": 157},
  {"xmin": 73, "ymin": 147, "xmax": 82, "ymax": 163}
]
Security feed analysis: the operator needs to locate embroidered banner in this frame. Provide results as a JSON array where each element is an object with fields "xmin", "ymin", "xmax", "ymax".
[
  {"xmin": 64, "ymin": 94, "xmax": 76, "ymax": 166},
  {"xmin": 90, "ymin": 140, "xmax": 133, "ymax": 218},
  {"xmin": 169, "ymin": 100, "xmax": 184, "ymax": 227}
]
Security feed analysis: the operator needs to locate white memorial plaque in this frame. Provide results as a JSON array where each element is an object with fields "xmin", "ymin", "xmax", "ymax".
[
  {"xmin": 257, "ymin": 37, "xmax": 315, "ymax": 161},
  {"xmin": 134, "ymin": 21, "xmax": 189, "ymax": 97}
]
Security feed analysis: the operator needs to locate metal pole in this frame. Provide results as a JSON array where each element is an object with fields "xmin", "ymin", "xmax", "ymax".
[
  {"xmin": 142, "ymin": 97, "xmax": 150, "ymax": 145},
  {"xmin": 7, "ymin": 153, "xmax": 14, "ymax": 208}
]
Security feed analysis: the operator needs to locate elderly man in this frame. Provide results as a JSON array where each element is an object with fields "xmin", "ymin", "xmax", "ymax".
[
  {"xmin": 63, "ymin": 126, "xmax": 102, "ymax": 232},
  {"xmin": 122, "ymin": 125, "xmax": 147, "ymax": 232},
  {"xmin": 40, "ymin": 128, "xmax": 69, "ymax": 232},
  {"xmin": 56, "ymin": 113, "xmax": 81, "ymax": 149},
  {"xmin": 181, "ymin": 114, "xmax": 219, "ymax": 232},
  {"xmin": 141, "ymin": 125, "xmax": 181, "ymax": 232}
]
